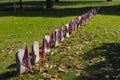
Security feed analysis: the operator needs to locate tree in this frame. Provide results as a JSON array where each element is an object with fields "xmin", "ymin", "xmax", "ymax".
[
  {"xmin": 46, "ymin": 0, "xmax": 53, "ymax": 8},
  {"xmin": 55, "ymin": 0, "xmax": 59, "ymax": 2}
]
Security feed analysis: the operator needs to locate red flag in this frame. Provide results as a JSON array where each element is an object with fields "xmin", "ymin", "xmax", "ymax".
[
  {"xmin": 22, "ymin": 44, "xmax": 32, "ymax": 70},
  {"xmin": 41, "ymin": 38, "xmax": 45, "ymax": 58},
  {"xmin": 41, "ymin": 48, "xmax": 44, "ymax": 58}
]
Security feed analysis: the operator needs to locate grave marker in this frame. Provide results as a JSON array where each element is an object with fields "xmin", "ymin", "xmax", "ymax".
[
  {"xmin": 44, "ymin": 35, "xmax": 50, "ymax": 53},
  {"xmin": 32, "ymin": 41, "xmax": 40, "ymax": 64},
  {"xmin": 64, "ymin": 24, "xmax": 70, "ymax": 38},
  {"xmin": 55, "ymin": 29, "xmax": 59, "ymax": 46},
  {"xmin": 16, "ymin": 49, "xmax": 26, "ymax": 74}
]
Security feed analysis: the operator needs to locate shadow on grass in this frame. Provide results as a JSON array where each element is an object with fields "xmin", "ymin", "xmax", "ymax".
[
  {"xmin": 7, "ymin": 63, "xmax": 16, "ymax": 69},
  {"xmin": 0, "ymin": 70, "xmax": 17, "ymax": 80},
  {"xmin": 100, "ymin": 5, "xmax": 120, "ymax": 16},
  {"xmin": 75, "ymin": 43, "xmax": 120, "ymax": 80},
  {"xmin": 0, "ymin": 7, "xmax": 91, "ymax": 17},
  {"xmin": 0, "ymin": 1, "xmax": 120, "ymax": 17}
]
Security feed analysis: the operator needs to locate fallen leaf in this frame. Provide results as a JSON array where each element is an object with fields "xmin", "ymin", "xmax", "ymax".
[
  {"xmin": 51, "ymin": 52, "xmax": 54, "ymax": 55},
  {"xmin": 39, "ymin": 67, "xmax": 44, "ymax": 72},
  {"xmin": 42, "ymin": 73, "xmax": 51, "ymax": 79},
  {"xmin": 74, "ymin": 64, "xmax": 83, "ymax": 69},
  {"xmin": 75, "ymin": 72, "xmax": 80, "ymax": 77},
  {"xmin": 25, "ymin": 73, "xmax": 31, "ymax": 77},
  {"xmin": 51, "ymin": 74, "xmax": 62, "ymax": 80},
  {"xmin": 68, "ymin": 56, "xmax": 74, "ymax": 60},
  {"xmin": 17, "ymin": 78, "xmax": 24, "ymax": 80},
  {"xmin": 33, "ymin": 67, "xmax": 40, "ymax": 72},
  {"xmin": 44, "ymin": 63, "xmax": 49, "ymax": 68},
  {"xmin": 19, "ymin": 75, "xmax": 24, "ymax": 77},
  {"xmin": 39, "ymin": 79, "xmax": 44, "ymax": 80},
  {"xmin": 49, "ymin": 64, "xmax": 53, "ymax": 69},
  {"xmin": 58, "ymin": 67, "xmax": 66, "ymax": 73}
]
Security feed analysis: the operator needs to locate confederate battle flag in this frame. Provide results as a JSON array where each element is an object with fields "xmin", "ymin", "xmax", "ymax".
[{"xmin": 22, "ymin": 44, "xmax": 32, "ymax": 70}]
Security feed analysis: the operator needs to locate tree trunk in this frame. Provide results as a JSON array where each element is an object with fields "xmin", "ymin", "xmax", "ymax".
[
  {"xmin": 20, "ymin": 0, "xmax": 22, "ymax": 8},
  {"xmin": 107, "ymin": 0, "xmax": 112, "ymax": 1},
  {"xmin": 55, "ymin": 0, "xmax": 59, "ymax": 2},
  {"xmin": 46, "ymin": 0, "xmax": 53, "ymax": 8}
]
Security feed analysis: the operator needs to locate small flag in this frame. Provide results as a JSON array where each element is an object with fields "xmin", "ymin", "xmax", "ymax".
[
  {"xmin": 41, "ymin": 38, "xmax": 45, "ymax": 58},
  {"xmin": 58, "ymin": 28, "xmax": 62, "ymax": 42},
  {"xmin": 22, "ymin": 44, "xmax": 32, "ymax": 70},
  {"xmin": 73, "ymin": 20, "xmax": 77, "ymax": 31},
  {"xmin": 69, "ymin": 21, "xmax": 74, "ymax": 34},
  {"xmin": 50, "ymin": 32, "xmax": 55, "ymax": 47},
  {"xmin": 58, "ymin": 29, "xmax": 61, "ymax": 41},
  {"xmin": 41, "ymin": 48, "xmax": 44, "ymax": 58},
  {"xmin": 75, "ymin": 16, "xmax": 81, "ymax": 28}
]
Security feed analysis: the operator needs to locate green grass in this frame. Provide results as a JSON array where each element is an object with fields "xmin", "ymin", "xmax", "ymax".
[{"xmin": 0, "ymin": 0, "xmax": 120, "ymax": 80}]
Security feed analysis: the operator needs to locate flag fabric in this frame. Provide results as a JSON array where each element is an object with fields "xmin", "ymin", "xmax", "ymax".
[
  {"xmin": 69, "ymin": 21, "xmax": 74, "ymax": 34},
  {"xmin": 41, "ymin": 36, "xmax": 50, "ymax": 58},
  {"xmin": 41, "ymin": 38, "xmax": 45, "ymax": 58},
  {"xmin": 58, "ymin": 27, "xmax": 63, "ymax": 42},
  {"xmin": 41, "ymin": 48, "xmax": 44, "ymax": 58},
  {"xmin": 58, "ymin": 29, "xmax": 61, "ymax": 42},
  {"xmin": 50, "ymin": 32, "xmax": 55, "ymax": 47},
  {"xmin": 73, "ymin": 20, "xmax": 77, "ymax": 31},
  {"xmin": 80, "ymin": 15, "xmax": 86, "ymax": 25},
  {"xmin": 61, "ymin": 27, "xmax": 64, "ymax": 41},
  {"xmin": 75, "ymin": 16, "xmax": 81, "ymax": 28},
  {"xmin": 22, "ymin": 44, "xmax": 32, "ymax": 70}
]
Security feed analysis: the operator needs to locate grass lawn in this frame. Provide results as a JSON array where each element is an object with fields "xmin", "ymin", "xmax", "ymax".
[{"xmin": 0, "ymin": 0, "xmax": 120, "ymax": 80}]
